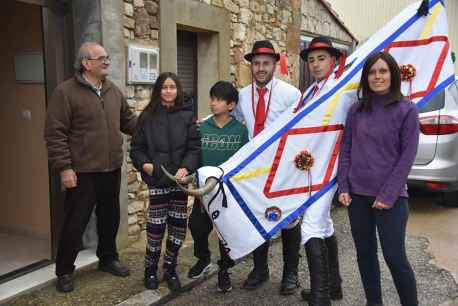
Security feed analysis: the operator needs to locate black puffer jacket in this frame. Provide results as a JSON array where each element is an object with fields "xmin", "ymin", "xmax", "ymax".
[{"xmin": 130, "ymin": 103, "xmax": 201, "ymax": 187}]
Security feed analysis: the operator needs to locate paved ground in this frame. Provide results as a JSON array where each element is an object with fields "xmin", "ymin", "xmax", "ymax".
[
  {"xmin": 6, "ymin": 191, "xmax": 458, "ymax": 306},
  {"xmin": 164, "ymin": 205, "xmax": 458, "ymax": 306},
  {"xmin": 407, "ymin": 189, "xmax": 458, "ymax": 284},
  {"xmin": 5, "ymin": 221, "xmax": 222, "ymax": 306}
]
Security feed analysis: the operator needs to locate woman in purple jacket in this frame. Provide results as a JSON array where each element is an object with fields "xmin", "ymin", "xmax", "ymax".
[{"xmin": 337, "ymin": 52, "xmax": 419, "ymax": 306}]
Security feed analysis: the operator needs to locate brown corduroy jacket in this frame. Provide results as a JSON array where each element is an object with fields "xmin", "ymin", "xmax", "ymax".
[{"xmin": 45, "ymin": 73, "xmax": 137, "ymax": 173}]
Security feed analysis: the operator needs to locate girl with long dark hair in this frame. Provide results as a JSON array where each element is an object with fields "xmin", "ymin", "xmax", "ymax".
[
  {"xmin": 130, "ymin": 72, "xmax": 200, "ymax": 291},
  {"xmin": 337, "ymin": 52, "xmax": 419, "ymax": 306}
]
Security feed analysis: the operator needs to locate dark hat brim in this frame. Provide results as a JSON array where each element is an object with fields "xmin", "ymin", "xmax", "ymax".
[
  {"xmin": 300, "ymin": 46, "xmax": 341, "ymax": 61},
  {"xmin": 244, "ymin": 52, "xmax": 280, "ymax": 62}
]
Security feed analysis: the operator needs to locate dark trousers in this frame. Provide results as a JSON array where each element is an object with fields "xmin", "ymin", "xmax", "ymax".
[
  {"xmin": 348, "ymin": 194, "xmax": 418, "ymax": 306},
  {"xmin": 252, "ymin": 222, "xmax": 301, "ymax": 273},
  {"xmin": 55, "ymin": 169, "xmax": 121, "ymax": 276},
  {"xmin": 188, "ymin": 200, "xmax": 235, "ymax": 270}
]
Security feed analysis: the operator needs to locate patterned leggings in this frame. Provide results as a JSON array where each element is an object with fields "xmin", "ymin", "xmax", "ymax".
[{"xmin": 145, "ymin": 187, "xmax": 188, "ymax": 272}]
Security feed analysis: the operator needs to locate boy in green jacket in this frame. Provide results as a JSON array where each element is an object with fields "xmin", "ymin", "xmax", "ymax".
[{"xmin": 188, "ymin": 81, "xmax": 249, "ymax": 293}]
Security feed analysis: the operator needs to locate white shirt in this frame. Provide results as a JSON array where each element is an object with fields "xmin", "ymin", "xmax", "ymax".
[{"xmin": 234, "ymin": 77, "xmax": 301, "ymax": 139}]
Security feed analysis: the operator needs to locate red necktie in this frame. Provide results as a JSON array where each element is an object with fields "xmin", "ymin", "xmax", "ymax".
[
  {"xmin": 254, "ymin": 87, "xmax": 267, "ymax": 136},
  {"xmin": 311, "ymin": 84, "xmax": 319, "ymax": 97}
]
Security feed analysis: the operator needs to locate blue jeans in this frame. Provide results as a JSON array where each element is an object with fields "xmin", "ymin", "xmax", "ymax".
[{"xmin": 347, "ymin": 194, "xmax": 418, "ymax": 306}]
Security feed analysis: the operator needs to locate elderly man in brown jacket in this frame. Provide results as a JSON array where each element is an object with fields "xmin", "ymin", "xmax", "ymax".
[{"xmin": 45, "ymin": 42, "xmax": 137, "ymax": 293}]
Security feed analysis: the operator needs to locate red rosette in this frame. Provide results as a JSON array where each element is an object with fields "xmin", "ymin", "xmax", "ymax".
[
  {"xmin": 400, "ymin": 64, "xmax": 416, "ymax": 81},
  {"xmin": 294, "ymin": 149, "xmax": 314, "ymax": 171}
]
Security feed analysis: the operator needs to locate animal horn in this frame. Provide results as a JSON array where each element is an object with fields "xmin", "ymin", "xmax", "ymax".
[
  {"xmin": 160, "ymin": 165, "xmax": 219, "ymax": 196},
  {"xmin": 178, "ymin": 177, "xmax": 219, "ymax": 196},
  {"xmin": 161, "ymin": 165, "xmax": 195, "ymax": 184}
]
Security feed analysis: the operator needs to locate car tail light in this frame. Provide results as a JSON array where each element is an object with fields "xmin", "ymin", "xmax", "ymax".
[
  {"xmin": 419, "ymin": 115, "xmax": 458, "ymax": 135},
  {"xmin": 426, "ymin": 181, "xmax": 449, "ymax": 190}
]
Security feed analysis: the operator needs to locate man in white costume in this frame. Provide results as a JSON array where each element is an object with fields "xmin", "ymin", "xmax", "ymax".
[
  {"xmin": 235, "ymin": 40, "xmax": 303, "ymax": 295},
  {"xmin": 297, "ymin": 36, "xmax": 344, "ymax": 306}
]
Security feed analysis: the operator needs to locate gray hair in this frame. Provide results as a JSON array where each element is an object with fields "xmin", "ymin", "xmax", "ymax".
[{"xmin": 74, "ymin": 41, "xmax": 101, "ymax": 72}]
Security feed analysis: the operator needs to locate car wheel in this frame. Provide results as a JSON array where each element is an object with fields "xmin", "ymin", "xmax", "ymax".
[{"xmin": 439, "ymin": 191, "xmax": 458, "ymax": 207}]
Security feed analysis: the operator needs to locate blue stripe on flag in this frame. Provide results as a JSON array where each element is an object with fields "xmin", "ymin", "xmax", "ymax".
[
  {"xmin": 225, "ymin": 5, "xmax": 425, "ymax": 180},
  {"xmin": 224, "ymin": 0, "xmax": 447, "ymax": 238},
  {"xmin": 267, "ymin": 178, "xmax": 338, "ymax": 239},
  {"xmin": 225, "ymin": 177, "xmax": 269, "ymax": 238},
  {"xmin": 416, "ymin": 75, "xmax": 456, "ymax": 109},
  {"xmin": 225, "ymin": 177, "xmax": 338, "ymax": 240}
]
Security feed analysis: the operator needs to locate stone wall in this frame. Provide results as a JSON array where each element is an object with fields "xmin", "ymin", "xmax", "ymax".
[
  {"xmin": 123, "ymin": 0, "xmax": 160, "ymax": 243},
  {"xmin": 200, "ymin": 0, "xmax": 302, "ymax": 87},
  {"xmin": 123, "ymin": 0, "xmax": 354, "ymax": 243},
  {"xmin": 301, "ymin": 0, "xmax": 353, "ymax": 43}
]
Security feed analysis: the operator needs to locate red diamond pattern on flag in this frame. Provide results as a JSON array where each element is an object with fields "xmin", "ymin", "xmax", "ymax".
[
  {"xmin": 384, "ymin": 35, "xmax": 450, "ymax": 100},
  {"xmin": 263, "ymin": 124, "xmax": 344, "ymax": 199}
]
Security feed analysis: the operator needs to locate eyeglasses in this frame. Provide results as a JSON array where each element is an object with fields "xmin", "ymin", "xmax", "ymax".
[{"xmin": 86, "ymin": 55, "xmax": 111, "ymax": 64}]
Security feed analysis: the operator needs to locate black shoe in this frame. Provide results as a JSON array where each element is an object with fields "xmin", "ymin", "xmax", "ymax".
[
  {"xmin": 301, "ymin": 288, "xmax": 342, "ymax": 301},
  {"xmin": 280, "ymin": 270, "xmax": 299, "ymax": 295},
  {"xmin": 164, "ymin": 269, "xmax": 182, "ymax": 292},
  {"xmin": 366, "ymin": 304, "xmax": 384, "ymax": 306},
  {"xmin": 56, "ymin": 274, "xmax": 74, "ymax": 293},
  {"xmin": 217, "ymin": 269, "xmax": 232, "ymax": 293},
  {"xmin": 144, "ymin": 269, "xmax": 158, "ymax": 290},
  {"xmin": 187, "ymin": 258, "xmax": 214, "ymax": 279},
  {"xmin": 98, "ymin": 260, "xmax": 130, "ymax": 277},
  {"xmin": 242, "ymin": 268, "xmax": 269, "ymax": 290}
]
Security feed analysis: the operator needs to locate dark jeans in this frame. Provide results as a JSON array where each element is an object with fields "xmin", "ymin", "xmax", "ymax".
[
  {"xmin": 55, "ymin": 169, "xmax": 121, "ymax": 276},
  {"xmin": 188, "ymin": 199, "xmax": 235, "ymax": 270},
  {"xmin": 348, "ymin": 194, "xmax": 418, "ymax": 306}
]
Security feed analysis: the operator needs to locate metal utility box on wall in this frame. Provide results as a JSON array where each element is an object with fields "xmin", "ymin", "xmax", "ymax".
[
  {"xmin": 127, "ymin": 44, "xmax": 159, "ymax": 84},
  {"xmin": 15, "ymin": 52, "xmax": 45, "ymax": 83}
]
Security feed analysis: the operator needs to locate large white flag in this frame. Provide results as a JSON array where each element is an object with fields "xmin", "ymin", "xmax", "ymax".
[{"xmin": 197, "ymin": 0, "xmax": 455, "ymax": 260}]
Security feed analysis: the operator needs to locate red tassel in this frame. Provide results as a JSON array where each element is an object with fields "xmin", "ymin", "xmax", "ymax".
[
  {"xmin": 409, "ymin": 79, "xmax": 413, "ymax": 100},
  {"xmin": 279, "ymin": 53, "xmax": 288, "ymax": 76},
  {"xmin": 335, "ymin": 52, "xmax": 346, "ymax": 79}
]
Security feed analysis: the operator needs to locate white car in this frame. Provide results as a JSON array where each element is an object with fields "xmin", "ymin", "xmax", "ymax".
[{"xmin": 408, "ymin": 77, "xmax": 458, "ymax": 206}]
